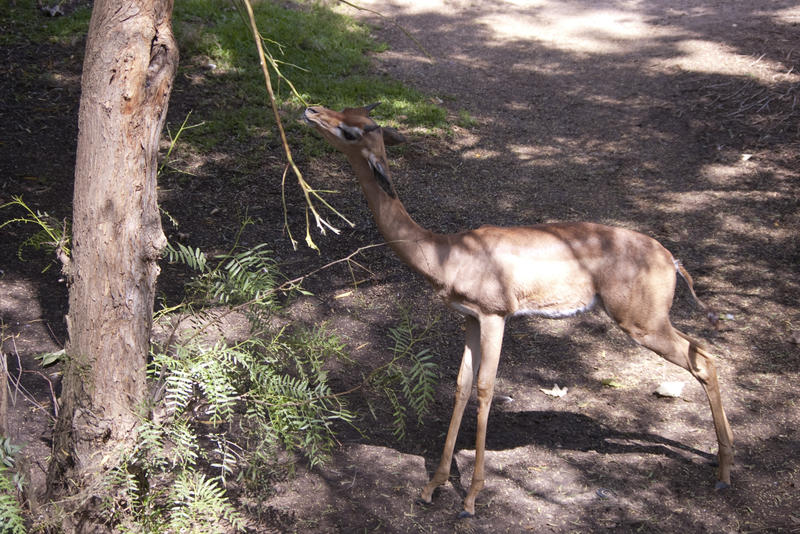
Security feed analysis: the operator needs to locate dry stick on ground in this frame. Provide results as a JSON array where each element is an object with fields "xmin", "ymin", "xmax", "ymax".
[{"xmin": 0, "ymin": 332, "xmax": 58, "ymax": 425}]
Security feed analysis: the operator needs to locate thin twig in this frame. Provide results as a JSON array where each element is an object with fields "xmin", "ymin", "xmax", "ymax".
[
  {"xmin": 4, "ymin": 335, "xmax": 58, "ymax": 422},
  {"xmin": 280, "ymin": 164, "xmax": 298, "ymax": 251},
  {"xmin": 337, "ymin": 0, "xmax": 434, "ymax": 60},
  {"xmin": 157, "ymin": 243, "xmax": 390, "ymax": 365},
  {"xmin": 240, "ymin": 0, "xmax": 355, "ymax": 251}
]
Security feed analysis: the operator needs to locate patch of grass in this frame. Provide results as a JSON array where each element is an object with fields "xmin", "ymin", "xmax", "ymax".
[
  {"xmin": 457, "ymin": 109, "xmax": 478, "ymax": 128},
  {"xmin": 172, "ymin": 0, "xmax": 445, "ymax": 148},
  {"xmin": 0, "ymin": 3, "xmax": 93, "ymax": 46},
  {"xmin": 2, "ymin": 1, "xmax": 444, "ymax": 148}
]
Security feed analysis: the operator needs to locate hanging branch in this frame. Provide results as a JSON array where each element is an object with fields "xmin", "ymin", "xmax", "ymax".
[
  {"xmin": 336, "ymin": 0, "xmax": 434, "ymax": 60},
  {"xmin": 239, "ymin": 0, "xmax": 354, "ymax": 251},
  {"xmin": 238, "ymin": 0, "xmax": 431, "ymax": 250}
]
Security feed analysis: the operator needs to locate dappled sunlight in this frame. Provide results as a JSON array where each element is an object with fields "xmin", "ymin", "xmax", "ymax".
[
  {"xmin": 508, "ymin": 143, "xmax": 563, "ymax": 166},
  {"xmin": 772, "ymin": 4, "xmax": 800, "ymax": 23},
  {"xmin": 483, "ymin": 5, "xmax": 675, "ymax": 55},
  {"xmin": 652, "ymin": 39, "xmax": 800, "ymax": 82},
  {"xmin": 350, "ymin": 0, "xmax": 798, "ymax": 86},
  {"xmin": 4, "ymin": 0, "xmax": 798, "ymax": 530},
  {"xmin": 632, "ymin": 186, "xmax": 792, "ymax": 234},
  {"xmin": 698, "ymin": 160, "xmax": 759, "ymax": 187},
  {"xmin": 461, "ymin": 147, "xmax": 501, "ymax": 160}
]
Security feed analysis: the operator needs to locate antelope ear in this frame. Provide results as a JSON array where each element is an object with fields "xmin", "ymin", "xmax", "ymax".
[
  {"xmin": 363, "ymin": 123, "xmax": 381, "ymax": 134},
  {"xmin": 343, "ymin": 102, "xmax": 381, "ymax": 117},
  {"xmin": 368, "ymin": 154, "xmax": 396, "ymax": 198},
  {"xmin": 382, "ymin": 126, "xmax": 406, "ymax": 146}
]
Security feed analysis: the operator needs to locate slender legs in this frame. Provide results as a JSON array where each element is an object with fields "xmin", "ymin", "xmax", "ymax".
[
  {"xmin": 674, "ymin": 330, "xmax": 734, "ymax": 486},
  {"xmin": 628, "ymin": 324, "xmax": 734, "ymax": 487},
  {"xmin": 420, "ymin": 313, "xmax": 733, "ymax": 517},
  {"xmin": 461, "ymin": 315, "xmax": 504, "ymax": 516},
  {"xmin": 419, "ymin": 315, "xmax": 481, "ymax": 504},
  {"xmin": 419, "ymin": 314, "xmax": 505, "ymax": 517}
]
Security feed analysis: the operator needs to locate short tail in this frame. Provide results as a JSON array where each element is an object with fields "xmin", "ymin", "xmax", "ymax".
[{"xmin": 674, "ymin": 260, "xmax": 719, "ymax": 329}]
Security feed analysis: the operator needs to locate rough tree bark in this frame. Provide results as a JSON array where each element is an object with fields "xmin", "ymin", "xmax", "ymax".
[{"xmin": 46, "ymin": 0, "xmax": 178, "ymax": 530}]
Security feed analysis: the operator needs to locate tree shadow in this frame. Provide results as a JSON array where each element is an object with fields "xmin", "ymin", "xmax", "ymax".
[
  {"xmin": 484, "ymin": 409, "xmax": 714, "ymax": 461},
  {"xmin": 3, "ymin": 0, "xmax": 799, "ymax": 531}
]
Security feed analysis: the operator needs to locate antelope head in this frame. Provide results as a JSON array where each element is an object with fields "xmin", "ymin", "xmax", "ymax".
[{"xmin": 303, "ymin": 103, "xmax": 406, "ymax": 197}]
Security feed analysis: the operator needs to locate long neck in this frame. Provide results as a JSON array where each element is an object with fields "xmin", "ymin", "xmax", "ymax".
[{"xmin": 346, "ymin": 154, "xmax": 446, "ymax": 284}]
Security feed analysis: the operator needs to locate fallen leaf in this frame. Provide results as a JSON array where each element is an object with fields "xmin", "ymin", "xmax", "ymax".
[
  {"xmin": 540, "ymin": 384, "xmax": 568, "ymax": 397},
  {"xmin": 655, "ymin": 381, "xmax": 685, "ymax": 398},
  {"xmin": 601, "ymin": 378, "xmax": 622, "ymax": 389}
]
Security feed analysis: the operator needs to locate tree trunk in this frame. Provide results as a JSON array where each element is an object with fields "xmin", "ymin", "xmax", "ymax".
[{"xmin": 46, "ymin": 0, "xmax": 177, "ymax": 530}]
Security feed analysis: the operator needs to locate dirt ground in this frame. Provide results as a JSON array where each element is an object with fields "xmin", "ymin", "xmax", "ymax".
[{"xmin": 2, "ymin": 0, "xmax": 800, "ymax": 532}]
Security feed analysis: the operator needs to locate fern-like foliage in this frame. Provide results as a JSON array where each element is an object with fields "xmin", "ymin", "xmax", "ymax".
[
  {"xmin": 76, "ymin": 239, "xmax": 355, "ymax": 531},
  {"xmin": 149, "ymin": 329, "xmax": 353, "ymax": 471},
  {"xmin": 374, "ymin": 311, "xmax": 439, "ymax": 440},
  {"xmin": 163, "ymin": 240, "xmax": 282, "ymax": 333},
  {"xmin": 211, "ymin": 244, "xmax": 278, "ymax": 306},
  {"xmin": 164, "ymin": 241, "xmax": 277, "ymax": 304},
  {"xmin": 167, "ymin": 471, "xmax": 242, "ymax": 534},
  {"xmin": 0, "ymin": 468, "xmax": 26, "ymax": 534},
  {"xmin": 104, "ymin": 324, "xmax": 353, "ymax": 530},
  {"xmin": 111, "ymin": 239, "xmax": 440, "ymax": 531},
  {"xmin": 164, "ymin": 241, "xmax": 207, "ymax": 272},
  {"xmin": 0, "ymin": 437, "xmax": 26, "ymax": 534}
]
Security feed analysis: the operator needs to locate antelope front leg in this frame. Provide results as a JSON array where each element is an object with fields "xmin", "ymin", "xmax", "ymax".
[
  {"xmin": 419, "ymin": 315, "xmax": 481, "ymax": 504},
  {"xmin": 461, "ymin": 314, "xmax": 505, "ymax": 518}
]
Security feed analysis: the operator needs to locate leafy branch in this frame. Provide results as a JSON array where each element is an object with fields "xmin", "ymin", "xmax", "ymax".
[
  {"xmin": 0, "ymin": 196, "xmax": 70, "ymax": 273},
  {"xmin": 374, "ymin": 309, "xmax": 439, "ymax": 439},
  {"xmin": 237, "ymin": 0, "xmax": 354, "ymax": 251},
  {"xmin": 77, "ymin": 234, "xmax": 443, "ymax": 530},
  {"xmin": 159, "ymin": 241, "xmax": 386, "ymax": 351}
]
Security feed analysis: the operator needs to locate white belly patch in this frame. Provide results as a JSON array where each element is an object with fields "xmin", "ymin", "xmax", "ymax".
[
  {"xmin": 447, "ymin": 296, "xmax": 598, "ymax": 319},
  {"xmin": 511, "ymin": 295, "xmax": 598, "ymax": 319}
]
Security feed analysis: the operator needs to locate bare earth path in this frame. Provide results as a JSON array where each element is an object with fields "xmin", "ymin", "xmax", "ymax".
[{"xmin": 1, "ymin": 1, "xmax": 799, "ymax": 532}]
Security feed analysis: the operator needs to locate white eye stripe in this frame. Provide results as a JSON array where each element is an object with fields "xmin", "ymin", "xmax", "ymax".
[{"xmin": 338, "ymin": 124, "xmax": 363, "ymax": 141}]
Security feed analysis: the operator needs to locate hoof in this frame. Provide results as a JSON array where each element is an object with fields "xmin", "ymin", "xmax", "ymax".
[
  {"xmin": 714, "ymin": 480, "xmax": 730, "ymax": 491},
  {"xmin": 457, "ymin": 510, "xmax": 474, "ymax": 519}
]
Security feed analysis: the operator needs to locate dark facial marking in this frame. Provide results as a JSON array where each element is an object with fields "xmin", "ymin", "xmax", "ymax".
[{"xmin": 368, "ymin": 158, "xmax": 396, "ymax": 198}]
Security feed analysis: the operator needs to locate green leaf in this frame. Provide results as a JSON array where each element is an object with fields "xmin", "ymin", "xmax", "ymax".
[
  {"xmin": 36, "ymin": 349, "xmax": 65, "ymax": 366},
  {"xmin": 601, "ymin": 377, "xmax": 623, "ymax": 389}
]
